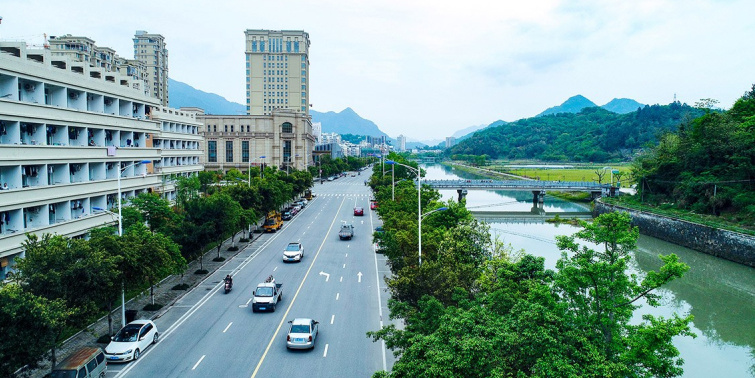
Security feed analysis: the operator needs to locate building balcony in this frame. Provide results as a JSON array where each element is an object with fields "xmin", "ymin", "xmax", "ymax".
[{"xmin": 0, "ymin": 145, "xmax": 160, "ymax": 164}]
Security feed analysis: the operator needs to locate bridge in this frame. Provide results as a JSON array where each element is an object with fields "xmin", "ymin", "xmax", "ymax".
[{"xmin": 423, "ymin": 179, "xmax": 613, "ymax": 203}]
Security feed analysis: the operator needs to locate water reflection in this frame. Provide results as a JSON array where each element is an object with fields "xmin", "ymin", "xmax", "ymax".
[{"xmin": 422, "ymin": 163, "xmax": 755, "ymax": 377}]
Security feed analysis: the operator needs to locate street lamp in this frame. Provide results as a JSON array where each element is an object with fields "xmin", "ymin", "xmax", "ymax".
[
  {"xmin": 259, "ymin": 155, "xmax": 266, "ymax": 179},
  {"xmin": 419, "ymin": 207, "xmax": 448, "ymax": 266},
  {"xmin": 95, "ymin": 159, "xmax": 151, "ymax": 327},
  {"xmin": 385, "ymin": 160, "xmax": 425, "ymax": 265},
  {"xmin": 602, "ymin": 166, "xmax": 617, "ymax": 187}
]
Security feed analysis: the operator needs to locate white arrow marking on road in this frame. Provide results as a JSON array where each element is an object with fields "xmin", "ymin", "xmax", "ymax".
[
  {"xmin": 358, "ymin": 272, "xmax": 363, "ymax": 283},
  {"xmin": 192, "ymin": 355, "xmax": 205, "ymax": 370},
  {"xmin": 223, "ymin": 322, "xmax": 233, "ymax": 333},
  {"xmin": 320, "ymin": 271, "xmax": 330, "ymax": 282}
]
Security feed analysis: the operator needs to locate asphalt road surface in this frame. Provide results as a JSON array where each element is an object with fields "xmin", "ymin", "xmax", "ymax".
[{"xmin": 107, "ymin": 167, "xmax": 395, "ymax": 378}]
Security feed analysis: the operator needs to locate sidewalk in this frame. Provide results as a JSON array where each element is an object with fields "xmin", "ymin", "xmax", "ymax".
[{"xmin": 28, "ymin": 229, "xmax": 265, "ymax": 378}]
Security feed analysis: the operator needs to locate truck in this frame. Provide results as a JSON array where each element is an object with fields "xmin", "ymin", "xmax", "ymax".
[
  {"xmin": 263, "ymin": 211, "xmax": 283, "ymax": 232},
  {"xmin": 339, "ymin": 223, "xmax": 355, "ymax": 240},
  {"xmin": 252, "ymin": 275, "xmax": 283, "ymax": 312}
]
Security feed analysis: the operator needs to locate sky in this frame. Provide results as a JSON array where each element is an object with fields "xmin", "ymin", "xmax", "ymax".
[{"xmin": 2, "ymin": 0, "xmax": 754, "ymax": 141}]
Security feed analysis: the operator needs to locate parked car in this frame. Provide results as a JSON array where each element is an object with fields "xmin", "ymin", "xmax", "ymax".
[
  {"xmin": 354, "ymin": 207, "xmax": 364, "ymax": 216},
  {"xmin": 374, "ymin": 226, "xmax": 384, "ymax": 233},
  {"xmin": 51, "ymin": 347, "xmax": 106, "ymax": 378},
  {"xmin": 104, "ymin": 320, "xmax": 158, "ymax": 362},
  {"xmin": 286, "ymin": 318, "xmax": 319, "ymax": 349},
  {"xmin": 327, "ymin": 176, "xmax": 334, "ymax": 181},
  {"xmin": 374, "ymin": 241, "xmax": 386, "ymax": 254},
  {"xmin": 370, "ymin": 201, "xmax": 378, "ymax": 210},
  {"xmin": 283, "ymin": 242, "xmax": 304, "ymax": 262},
  {"xmin": 281, "ymin": 211, "xmax": 292, "ymax": 221}
]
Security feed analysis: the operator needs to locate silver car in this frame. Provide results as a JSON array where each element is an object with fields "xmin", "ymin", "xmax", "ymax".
[
  {"xmin": 283, "ymin": 242, "xmax": 304, "ymax": 262},
  {"xmin": 286, "ymin": 318, "xmax": 319, "ymax": 349}
]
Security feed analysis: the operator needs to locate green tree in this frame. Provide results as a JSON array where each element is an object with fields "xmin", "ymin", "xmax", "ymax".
[
  {"xmin": 554, "ymin": 212, "xmax": 694, "ymax": 377},
  {"xmin": 128, "ymin": 192, "xmax": 176, "ymax": 233},
  {"xmin": 0, "ymin": 284, "xmax": 71, "ymax": 376},
  {"xmin": 122, "ymin": 223, "xmax": 186, "ymax": 305}
]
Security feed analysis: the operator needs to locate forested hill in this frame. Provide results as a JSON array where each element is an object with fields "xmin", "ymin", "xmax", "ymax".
[{"xmin": 448, "ymin": 103, "xmax": 703, "ymax": 162}]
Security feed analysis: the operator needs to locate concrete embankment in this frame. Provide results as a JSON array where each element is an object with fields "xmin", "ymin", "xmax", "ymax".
[{"xmin": 594, "ymin": 200, "xmax": 755, "ymax": 267}]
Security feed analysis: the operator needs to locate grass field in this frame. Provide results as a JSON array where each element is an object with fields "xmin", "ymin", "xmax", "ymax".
[{"xmin": 487, "ymin": 164, "xmax": 634, "ymax": 186}]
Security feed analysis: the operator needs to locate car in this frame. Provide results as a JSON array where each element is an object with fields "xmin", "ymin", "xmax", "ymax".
[
  {"xmin": 327, "ymin": 176, "xmax": 334, "ymax": 181},
  {"xmin": 370, "ymin": 201, "xmax": 378, "ymax": 210},
  {"xmin": 354, "ymin": 207, "xmax": 364, "ymax": 216},
  {"xmin": 104, "ymin": 320, "xmax": 158, "ymax": 362},
  {"xmin": 283, "ymin": 242, "xmax": 304, "ymax": 262},
  {"xmin": 351, "ymin": 173, "xmax": 356, "ymax": 177},
  {"xmin": 281, "ymin": 211, "xmax": 292, "ymax": 221},
  {"xmin": 286, "ymin": 318, "xmax": 319, "ymax": 349},
  {"xmin": 374, "ymin": 241, "xmax": 385, "ymax": 254},
  {"xmin": 291, "ymin": 205, "xmax": 301, "ymax": 215}
]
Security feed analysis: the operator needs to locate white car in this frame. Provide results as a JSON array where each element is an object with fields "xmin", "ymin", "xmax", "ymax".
[
  {"xmin": 104, "ymin": 320, "xmax": 158, "ymax": 362},
  {"xmin": 286, "ymin": 318, "xmax": 319, "ymax": 349},
  {"xmin": 283, "ymin": 242, "xmax": 304, "ymax": 262}
]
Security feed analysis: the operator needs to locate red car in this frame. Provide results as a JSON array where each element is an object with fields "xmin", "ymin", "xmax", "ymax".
[
  {"xmin": 354, "ymin": 207, "xmax": 364, "ymax": 216},
  {"xmin": 370, "ymin": 201, "xmax": 378, "ymax": 210}
]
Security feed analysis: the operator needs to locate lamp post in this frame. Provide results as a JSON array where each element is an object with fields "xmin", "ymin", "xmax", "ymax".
[
  {"xmin": 386, "ymin": 160, "xmax": 428, "ymax": 266},
  {"xmin": 602, "ymin": 166, "xmax": 616, "ymax": 187},
  {"xmin": 247, "ymin": 157, "xmax": 251, "ymax": 186},
  {"xmin": 391, "ymin": 164, "xmax": 395, "ymax": 201},
  {"xmin": 96, "ymin": 159, "xmax": 151, "ymax": 327},
  {"xmin": 259, "ymin": 155, "xmax": 266, "ymax": 179},
  {"xmin": 419, "ymin": 207, "xmax": 448, "ymax": 266}
]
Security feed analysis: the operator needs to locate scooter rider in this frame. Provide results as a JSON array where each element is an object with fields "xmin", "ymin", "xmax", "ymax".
[{"xmin": 225, "ymin": 274, "xmax": 233, "ymax": 288}]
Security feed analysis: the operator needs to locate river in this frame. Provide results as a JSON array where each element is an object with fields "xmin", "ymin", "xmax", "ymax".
[{"xmin": 423, "ymin": 163, "xmax": 755, "ymax": 378}]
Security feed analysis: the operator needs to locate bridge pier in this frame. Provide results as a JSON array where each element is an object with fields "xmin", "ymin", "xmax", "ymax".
[
  {"xmin": 532, "ymin": 190, "xmax": 545, "ymax": 205},
  {"xmin": 457, "ymin": 189, "xmax": 468, "ymax": 202}
]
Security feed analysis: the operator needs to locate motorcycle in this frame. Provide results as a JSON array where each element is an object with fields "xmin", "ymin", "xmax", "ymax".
[{"xmin": 224, "ymin": 280, "xmax": 232, "ymax": 294}]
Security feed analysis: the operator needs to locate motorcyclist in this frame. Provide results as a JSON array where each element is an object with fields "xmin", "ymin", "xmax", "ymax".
[{"xmin": 224, "ymin": 274, "xmax": 233, "ymax": 288}]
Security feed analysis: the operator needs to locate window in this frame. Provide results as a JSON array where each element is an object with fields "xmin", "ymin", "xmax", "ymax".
[
  {"xmin": 242, "ymin": 141, "xmax": 249, "ymax": 162},
  {"xmin": 231, "ymin": 125, "xmax": 234, "ymax": 132},
  {"xmin": 226, "ymin": 141, "xmax": 233, "ymax": 162},
  {"xmin": 208, "ymin": 141, "xmax": 217, "ymax": 162},
  {"xmin": 224, "ymin": 125, "xmax": 228, "ymax": 132},
  {"xmin": 282, "ymin": 122, "xmax": 293, "ymax": 133}
]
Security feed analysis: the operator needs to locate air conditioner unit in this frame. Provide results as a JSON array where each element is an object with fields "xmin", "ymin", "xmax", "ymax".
[
  {"xmin": 104, "ymin": 99, "xmax": 112, "ymax": 105},
  {"xmin": 69, "ymin": 92, "xmax": 79, "ymax": 100},
  {"xmin": 24, "ymin": 83, "xmax": 35, "ymax": 91}
]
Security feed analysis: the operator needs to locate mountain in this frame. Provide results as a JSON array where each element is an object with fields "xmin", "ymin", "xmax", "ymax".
[
  {"xmin": 452, "ymin": 124, "xmax": 487, "ymax": 138},
  {"xmin": 168, "ymin": 78, "xmax": 245, "ymax": 115},
  {"xmin": 311, "ymin": 108, "xmax": 387, "ymax": 137},
  {"xmin": 537, "ymin": 95, "xmax": 597, "ymax": 117},
  {"xmin": 457, "ymin": 120, "xmax": 506, "ymax": 141},
  {"xmin": 601, "ymin": 98, "xmax": 645, "ymax": 114},
  {"xmin": 449, "ymin": 102, "xmax": 703, "ymax": 162}
]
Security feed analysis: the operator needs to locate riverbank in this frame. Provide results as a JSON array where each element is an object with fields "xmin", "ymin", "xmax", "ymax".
[{"xmin": 595, "ymin": 200, "xmax": 755, "ymax": 267}]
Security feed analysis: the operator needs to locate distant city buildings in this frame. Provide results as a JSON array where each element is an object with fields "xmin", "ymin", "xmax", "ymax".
[
  {"xmin": 244, "ymin": 30, "xmax": 310, "ymax": 117},
  {"xmin": 0, "ymin": 41, "xmax": 202, "ymax": 279},
  {"xmin": 133, "ymin": 31, "xmax": 169, "ymax": 106},
  {"xmin": 397, "ymin": 134, "xmax": 406, "ymax": 151},
  {"xmin": 445, "ymin": 136, "xmax": 456, "ymax": 148},
  {"xmin": 311, "ymin": 122, "xmax": 321, "ymax": 143}
]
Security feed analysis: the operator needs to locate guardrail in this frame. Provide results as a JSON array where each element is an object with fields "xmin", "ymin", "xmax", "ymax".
[{"xmin": 424, "ymin": 179, "xmax": 609, "ymax": 192}]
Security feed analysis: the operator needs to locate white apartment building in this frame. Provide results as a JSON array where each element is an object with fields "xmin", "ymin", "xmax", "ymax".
[
  {"xmin": 0, "ymin": 41, "xmax": 201, "ymax": 279},
  {"xmin": 133, "ymin": 31, "xmax": 169, "ymax": 106},
  {"xmin": 397, "ymin": 134, "xmax": 406, "ymax": 151},
  {"xmin": 244, "ymin": 30, "xmax": 310, "ymax": 116}
]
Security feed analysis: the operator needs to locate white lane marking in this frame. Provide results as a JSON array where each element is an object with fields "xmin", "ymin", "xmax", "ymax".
[
  {"xmin": 192, "ymin": 355, "xmax": 205, "ymax": 370},
  {"xmin": 223, "ymin": 322, "xmax": 233, "ymax": 333},
  {"xmin": 340, "ymin": 276, "xmax": 343, "ymax": 282},
  {"xmin": 331, "ymin": 314, "xmax": 335, "ymax": 324},
  {"xmin": 273, "ymin": 266, "xmax": 278, "ymax": 272},
  {"xmin": 323, "ymin": 344, "xmax": 329, "ymax": 358},
  {"xmin": 347, "ymin": 245, "xmax": 350, "ymax": 248},
  {"xmin": 246, "ymin": 298, "xmax": 253, "ymax": 305},
  {"xmin": 336, "ymin": 293, "xmax": 340, "ymax": 300},
  {"xmin": 342, "ymin": 264, "xmax": 346, "ymax": 269},
  {"xmin": 319, "ymin": 271, "xmax": 330, "ymax": 282},
  {"xmin": 357, "ymin": 272, "xmax": 363, "ymax": 283},
  {"xmin": 345, "ymin": 253, "xmax": 348, "ymax": 257}
]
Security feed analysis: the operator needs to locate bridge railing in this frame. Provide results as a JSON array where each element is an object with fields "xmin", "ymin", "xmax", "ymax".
[{"xmin": 423, "ymin": 179, "xmax": 608, "ymax": 190}]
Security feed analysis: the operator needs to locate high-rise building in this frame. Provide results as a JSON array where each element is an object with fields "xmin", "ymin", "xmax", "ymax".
[
  {"xmin": 0, "ymin": 41, "xmax": 201, "ymax": 279},
  {"xmin": 133, "ymin": 31, "xmax": 169, "ymax": 106},
  {"xmin": 397, "ymin": 134, "xmax": 406, "ymax": 151},
  {"xmin": 445, "ymin": 137, "xmax": 456, "ymax": 148},
  {"xmin": 244, "ymin": 30, "xmax": 310, "ymax": 116}
]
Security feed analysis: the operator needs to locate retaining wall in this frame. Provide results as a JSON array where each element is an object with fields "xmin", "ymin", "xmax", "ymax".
[{"xmin": 594, "ymin": 200, "xmax": 755, "ymax": 267}]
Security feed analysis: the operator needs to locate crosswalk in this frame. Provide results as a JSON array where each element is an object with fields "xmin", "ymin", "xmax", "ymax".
[{"xmin": 314, "ymin": 193, "xmax": 372, "ymax": 197}]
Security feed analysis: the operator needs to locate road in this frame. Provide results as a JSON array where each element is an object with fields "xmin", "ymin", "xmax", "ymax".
[{"xmin": 108, "ymin": 168, "xmax": 395, "ymax": 377}]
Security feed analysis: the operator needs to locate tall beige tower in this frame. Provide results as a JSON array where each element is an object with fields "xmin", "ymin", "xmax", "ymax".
[
  {"xmin": 133, "ymin": 31, "xmax": 169, "ymax": 106},
  {"xmin": 244, "ymin": 30, "xmax": 310, "ymax": 116}
]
